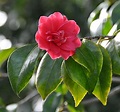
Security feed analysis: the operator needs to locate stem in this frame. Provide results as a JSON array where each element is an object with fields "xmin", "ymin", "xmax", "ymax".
[
  {"xmin": 113, "ymin": 29, "xmax": 120, "ymax": 36},
  {"xmin": 0, "ymin": 73, "xmax": 8, "ymax": 78},
  {"xmin": 82, "ymin": 35, "xmax": 115, "ymax": 40},
  {"xmin": 18, "ymin": 90, "xmax": 38, "ymax": 105}
]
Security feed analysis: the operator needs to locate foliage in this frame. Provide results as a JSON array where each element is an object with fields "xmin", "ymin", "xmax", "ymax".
[{"xmin": 0, "ymin": 0, "xmax": 120, "ymax": 111}]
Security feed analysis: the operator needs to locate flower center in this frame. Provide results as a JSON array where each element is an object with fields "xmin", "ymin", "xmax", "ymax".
[{"xmin": 46, "ymin": 30, "xmax": 66, "ymax": 46}]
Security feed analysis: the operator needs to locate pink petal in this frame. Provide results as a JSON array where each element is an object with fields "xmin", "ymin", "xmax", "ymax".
[
  {"xmin": 70, "ymin": 51, "xmax": 75, "ymax": 56},
  {"xmin": 35, "ymin": 31, "xmax": 49, "ymax": 50},
  {"xmin": 47, "ymin": 41, "xmax": 74, "ymax": 60},
  {"xmin": 74, "ymin": 24, "xmax": 80, "ymax": 34},
  {"xmin": 48, "ymin": 12, "xmax": 68, "ymax": 32},
  {"xmin": 60, "ymin": 36, "xmax": 81, "ymax": 51},
  {"xmin": 35, "ymin": 31, "xmax": 41, "ymax": 42},
  {"xmin": 60, "ymin": 49, "xmax": 71, "ymax": 60},
  {"xmin": 50, "ymin": 12, "xmax": 68, "ymax": 24},
  {"xmin": 35, "ymin": 12, "xmax": 81, "ymax": 60},
  {"xmin": 47, "ymin": 43, "xmax": 61, "ymax": 59},
  {"xmin": 38, "ymin": 24, "xmax": 47, "ymax": 36},
  {"xmin": 60, "ymin": 39, "xmax": 76, "ymax": 51},
  {"xmin": 38, "ymin": 19, "xmax": 52, "ymax": 33},
  {"xmin": 59, "ymin": 20, "xmax": 80, "ymax": 37},
  {"xmin": 73, "ymin": 37, "xmax": 82, "ymax": 48},
  {"xmin": 39, "ymin": 16, "xmax": 48, "ymax": 24},
  {"xmin": 49, "ymin": 42, "xmax": 60, "ymax": 54},
  {"xmin": 47, "ymin": 50, "xmax": 61, "ymax": 59}
]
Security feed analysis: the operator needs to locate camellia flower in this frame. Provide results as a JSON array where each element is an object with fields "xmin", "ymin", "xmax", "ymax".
[{"xmin": 35, "ymin": 12, "xmax": 82, "ymax": 60}]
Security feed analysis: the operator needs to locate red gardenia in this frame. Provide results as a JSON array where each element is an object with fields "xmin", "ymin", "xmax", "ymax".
[{"xmin": 35, "ymin": 12, "xmax": 82, "ymax": 60}]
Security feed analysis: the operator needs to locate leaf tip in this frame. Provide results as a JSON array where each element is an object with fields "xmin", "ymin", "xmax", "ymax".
[
  {"xmin": 75, "ymin": 102, "xmax": 80, "ymax": 107},
  {"xmin": 101, "ymin": 100, "xmax": 107, "ymax": 106}
]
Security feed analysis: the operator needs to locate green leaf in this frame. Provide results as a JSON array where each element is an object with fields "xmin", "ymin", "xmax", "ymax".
[
  {"xmin": 7, "ymin": 44, "xmax": 39, "ymax": 94},
  {"xmin": 0, "ymin": 108, "xmax": 7, "ymax": 112},
  {"xmin": 102, "ymin": 17, "xmax": 113, "ymax": 35},
  {"xmin": 62, "ymin": 61, "xmax": 87, "ymax": 107},
  {"xmin": 110, "ymin": 1, "xmax": 120, "ymax": 23},
  {"xmin": 88, "ymin": 2, "xmax": 109, "ymax": 26},
  {"xmin": 72, "ymin": 39, "xmax": 103, "ymax": 92},
  {"xmin": 36, "ymin": 53, "xmax": 63, "ymax": 99},
  {"xmin": 55, "ymin": 83, "xmax": 68, "ymax": 95},
  {"xmin": 65, "ymin": 57, "xmax": 90, "ymax": 92},
  {"xmin": 93, "ymin": 45, "xmax": 112, "ymax": 105},
  {"xmin": 0, "ymin": 97, "xmax": 5, "ymax": 107},
  {"xmin": 0, "ymin": 48, "xmax": 15, "ymax": 67},
  {"xmin": 107, "ymin": 32, "xmax": 120, "ymax": 74},
  {"xmin": 68, "ymin": 104, "xmax": 84, "ymax": 112},
  {"xmin": 43, "ymin": 93, "xmax": 61, "ymax": 112},
  {"xmin": 107, "ymin": 22, "xmax": 119, "ymax": 36},
  {"xmin": 89, "ymin": 2, "xmax": 110, "ymax": 36}
]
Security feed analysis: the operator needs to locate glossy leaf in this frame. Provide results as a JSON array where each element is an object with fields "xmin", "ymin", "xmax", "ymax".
[
  {"xmin": 62, "ymin": 61, "xmax": 87, "ymax": 107},
  {"xmin": 101, "ymin": 23, "xmax": 120, "ymax": 48},
  {"xmin": 107, "ymin": 32, "xmax": 120, "ymax": 74},
  {"xmin": 8, "ymin": 44, "xmax": 39, "ymax": 94},
  {"xmin": 65, "ymin": 57, "xmax": 90, "ymax": 91},
  {"xmin": 36, "ymin": 53, "xmax": 63, "ymax": 99},
  {"xmin": 102, "ymin": 17, "xmax": 113, "ymax": 35},
  {"xmin": 68, "ymin": 104, "xmax": 84, "ymax": 112},
  {"xmin": 72, "ymin": 39, "xmax": 103, "ymax": 92},
  {"xmin": 43, "ymin": 93, "xmax": 61, "ymax": 112},
  {"xmin": 108, "ymin": 22, "xmax": 119, "ymax": 36},
  {"xmin": 93, "ymin": 45, "xmax": 112, "ymax": 105},
  {"xmin": 55, "ymin": 83, "xmax": 68, "ymax": 95},
  {"xmin": 0, "ymin": 48, "xmax": 15, "ymax": 67}
]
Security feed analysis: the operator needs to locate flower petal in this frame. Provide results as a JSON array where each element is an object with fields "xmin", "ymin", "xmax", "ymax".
[
  {"xmin": 39, "ymin": 16, "xmax": 48, "ymax": 24},
  {"xmin": 60, "ymin": 50, "xmax": 71, "ymax": 60},
  {"xmin": 47, "ymin": 43, "xmax": 61, "ymax": 59},
  {"xmin": 59, "ymin": 20, "xmax": 80, "ymax": 37},
  {"xmin": 35, "ymin": 12, "xmax": 82, "ymax": 60},
  {"xmin": 38, "ymin": 19, "xmax": 52, "ymax": 34},
  {"xmin": 35, "ymin": 31, "xmax": 49, "ymax": 50},
  {"xmin": 74, "ymin": 23, "xmax": 80, "ymax": 34},
  {"xmin": 60, "ymin": 37, "xmax": 81, "ymax": 51},
  {"xmin": 47, "ymin": 50, "xmax": 61, "ymax": 59},
  {"xmin": 73, "ymin": 37, "xmax": 82, "ymax": 48},
  {"xmin": 49, "ymin": 12, "xmax": 68, "ymax": 32},
  {"xmin": 49, "ymin": 42, "xmax": 61, "ymax": 54},
  {"xmin": 60, "ymin": 39, "xmax": 76, "ymax": 51}
]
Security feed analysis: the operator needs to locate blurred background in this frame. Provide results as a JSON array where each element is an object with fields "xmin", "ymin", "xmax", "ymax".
[{"xmin": 0, "ymin": 0, "xmax": 120, "ymax": 112}]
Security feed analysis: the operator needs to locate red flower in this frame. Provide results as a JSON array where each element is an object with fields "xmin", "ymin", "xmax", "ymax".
[{"xmin": 35, "ymin": 12, "xmax": 82, "ymax": 60}]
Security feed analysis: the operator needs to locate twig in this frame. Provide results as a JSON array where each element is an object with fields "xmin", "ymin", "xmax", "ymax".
[
  {"xmin": 0, "ymin": 73, "xmax": 8, "ymax": 78},
  {"xmin": 18, "ymin": 90, "xmax": 39, "ymax": 105},
  {"xmin": 17, "ymin": 76, "xmax": 120, "ymax": 106},
  {"xmin": 112, "ymin": 76, "xmax": 120, "ymax": 83},
  {"xmin": 1, "ymin": 72, "xmax": 120, "ymax": 106},
  {"xmin": 82, "ymin": 35, "xmax": 115, "ymax": 40}
]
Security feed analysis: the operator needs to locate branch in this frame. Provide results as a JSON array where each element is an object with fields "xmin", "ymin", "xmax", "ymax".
[
  {"xmin": 18, "ymin": 90, "xmax": 38, "ymax": 105},
  {"xmin": 0, "ymin": 73, "xmax": 8, "ymax": 78},
  {"xmin": 1, "ymin": 72, "xmax": 120, "ymax": 106},
  {"xmin": 82, "ymin": 35, "xmax": 115, "ymax": 40},
  {"xmin": 112, "ymin": 76, "xmax": 120, "ymax": 83}
]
